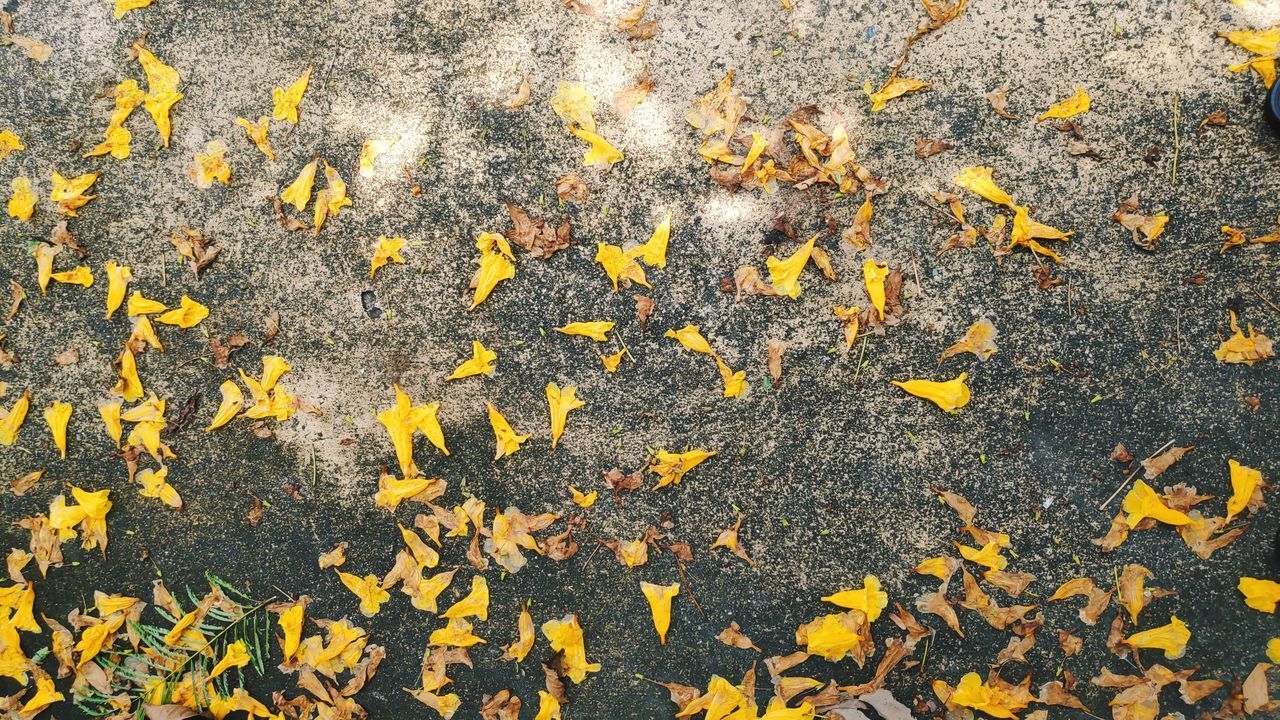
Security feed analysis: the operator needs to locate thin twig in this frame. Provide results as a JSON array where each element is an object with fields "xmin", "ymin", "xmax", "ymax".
[
  {"xmin": 1247, "ymin": 284, "xmax": 1280, "ymax": 314},
  {"xmin": 1098, "ymin": 439, "xmax": 1176, "ymax": 511},
  {"xmin": 1170, "ymin": 94, "xmax": 1180, "ymax": 186},
  {"xmin": 677, "ymin": 562, "xmax": 708, "ymax": 618}
]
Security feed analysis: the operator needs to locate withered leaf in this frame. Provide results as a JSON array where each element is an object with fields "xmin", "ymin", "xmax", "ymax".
[
  {"xmin": 766, "ymin": 339, "xmax": 784, "ymax": 385},
  {"xmin": 499, "ymin": 73, "xmax": 530, "ymax": 109},
  {"xmin": 556, "ymin": 173, "xmax": 589, "ymax": 203},
  {"xmin": 7, "ymin": 280, "xmax": 26, "ymax": 321},
  {"xmin": 1197, "ymin": 109, "xmax": 1227, "ymax": 134},
  {"xmin": 505, "ymin": 203, "xmax": 571, "ymax": 259},
  {"xmin": 263, "ymin": 311, "xmax": 281, "ymax": 344},
  {"xmin": 1142, "ymin": 445, "xmax": 1193, "ymax": 480},
  {"xmin": 717, "ymin": 621, "xmax": 761, "ymax": 652},
  {"xmin": 931, "ymin": 486, "xmax": 977, "ymax": 524},
  {"xmin": 53, "ymin": 347, "xmax": 79, "ymax": 366},
  {"xmin": 1110, "ymin": 443, "xmax": 1134, "ymax": 464},
  {"xmin": 915, "ymin": 138, "xmax": 954, "ymax": 158},
  {"xmin": 270, "ymin": 195, "xmax": 308, "ymax": 232},
  {"xmin": 1058, "ymin": 629, "xmax": 1083, "ymax": 657},
  {"xmin": 634, "ymin": 294, "xmax": 654, "ymax": 332},
  {"xmin": 986, "ymin": 87, "xmax": 1018, "ymax": 120}
]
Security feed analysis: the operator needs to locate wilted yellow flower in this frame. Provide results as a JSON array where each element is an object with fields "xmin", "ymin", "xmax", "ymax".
[
  {"xmin": 500, "ymin": 604, "xmax": 536, "ymax": 662},
  {"xmin": 649, "ymin": 448, "xmax": 716, "ymax": 488},
  {"xmin": 601, "ymin": 348, "xmax": 626, "ymax": 372},
  {"xmin": 1038, "ymin": 87, "xmax": 1091, "ymax": 121},
  {"xmin": 1122, "ymin": 479, "xmax": 1191, "ymax": 528},
  {"xmin": 104, "ymin": 262, "xmax": 131, "ymax": 319},
  {"xmin": 1239, "ymin": 577, "xmax": 1280, "ymax": 613},
  {"xmin": 98, "ymin": 401, "xmax": 122, "ymax": 447},
  {"xmin": 358, "ymin": 137, "xmax": 398, "ymax": 178},
  {"xmin": 134, "ymin": 44, "xmax": 183, "ymax": 146},
  {"xmin": 1124, "ymin": 616, "xmax": 1190, "ymax": 659},
  {"xmin": 50, "ymin": 267, "xmax": 93, "ymax": 288},
  {"xmin": 1215, "ymin": 311, "xmax": 1274, "ymax": 365},
  {"xmin": 534, "ymin": 691, "xmax": 562, "ymax": 720},
  {"xmin": 1220, "ymin": 27, "xmax": 1280, "ymax": 55},
  {"xmin": 113, "ymin": 348, "xmax": 144, "ymax": 401},
  {"xmin": 84, "ymin": 125, "xmax": 133, "ymax": 160},
  {"xmin": 954, "ymin": 166, "xmax": 1013, "ymax": 207},
  {"xmin": 569, "ymin": 485, "xmax": 597, "ymax": 508},
  {"xmin": 957, "ymin": 541, "xmax": 1008, "ymax": 571},
  {"xmin": 377, "ymin": 386, "xmax": 448, "ymax": 475},
  {"xmin": 715, "ymin": 355, "xmax": 746, "ymax": 398},
  {"xmin": 155, "ymin": 295, "xmax": 208, "ymax": 328},
  {"xmin": 0, "ymin": 130, "xmax": 24, "ymax": 161},
  {"xmin": 487, "ymin": 402, "xmax": 529, "ymax": 459},
  {"xmin": 18, "ymin": 676, "xmax": 63, "ymax": 717},
  {"xmin": 863, "ymin": 259, "xmax": 888, "ymax": 320},
  {"xmin": 187, "ymin": 141, "xmax": 231, "ymax": 188},
  {"xmin": 138, "ymin": 466, "xmax": 182, "ymax": 509},
  {"xmin": 1227, "ymin": 459, "xmax": 1263, "ymax": 521},
  {"xmin": 541, "ymin": 614, "xmax": 600, "ymax": 683},
  {"xmin": 595, "ymin": 242, "xmax": 649, "ymax": 291},
  {"xmin": 281, "ymin": 159, "xmax": 318, "ymax": 211},
  {"xmin": 50, "ymin": 171, "xmax": 99, "ymax": 216},
  {"xmin": 640, "ymin": 581, "xmax": 680, "ymax": 644},
  {"xmin": 627, "ymin": 212, "xmax": 671, "ymax": 267},
  {"xmin": 273, "ymin": 67, "xmax": 312, "ymax": 124},
  {"xmin": 892, "ymin": 373, "xmax": 971, "ymax": 413},
  {"xmin": 797, "ymin": 611, "xmax": 866, "ymax": 662},
  {"xmin": 43, "ymin": 401, "xmax": 71, "ymax": 459},
  {"xmin": 374, "ymin": 472, "xmax": 444, "ymax": 511},
  {"xmin": 556, "ymin": 321, "xmax": 614, "ymax": 341},
  {"xmin": 550, "ymin": 81, "xmax": 596, "ymax": 131},
  {"xmin": 949, "ymin": 672, "xmax": 1028, "ymax": 719},
  {"xmin": 338, "ymin": 571, "xmax": 390, "ymax": 617},
  {"xmin": 941, "ymin": 319, "xmax": 998, "ymax": 362},
  {"xmin": 370, "ymin": 236, "xmax": 406, "ymax": 279},
  {"xmin": 430, "ymin": 618, "xmax": 485, "ymax": 648},
  {"xmin": 470, "ymin": 248, "xmax": 516, "ymax": 309},
  {"xmin": 865, "ymin": 75, "xmax": 931, "ymax": 112},
  {"xmin": 446, "ymin": 341, "xmax": 497, "ymax": 381},
  {"xmin": 235, "ymin": 116, "xmax": 275, "ymax": 160},
  {"xmin": 34, "ymin": 243, "xmax": 60, "ymax": 295},
  {"xmin": 50, "ymin": 485, "xmax": 112, "ymax": 551},
  {"xmin": 766, "ymin": 235, "xmax": 817, "ymax": 299},
  {"xmin": 278, "ymin": 603, "xmax": 304, "ymax": 662},
  {"xmin": 569, "ymin": 125, "xmax": 623, "ymax": 168},
  {"xmin": 834, "ymin": 305, "xmax": 861, "ymax": 349},
  {"xmin": 665, "ymin": 324, "xmax": 712, "ymax": 354},
  {"xmin": 1, "ymin": 389, "xmax": 31, "ymax": 445},
  {"xmin": 441, "ymin": 575, "xmax": 489, "ymax": 621},
  {"xmin": 821, "ymin": 575, "xmax": 888, "ymax": 621},
  {"xmin": 546, "ymin": 383, "xmax": 583, "ymax": 448},
  {"xmin": 206, "ymin": 381, "xmax": 243, "ymax": 431},
  {"xmin": 127, "ymin": 291, "xmax": 167, "ymax": 316},
  {"xmin": 8, "ymin": 176, "xmax": 36, "ymax": 221},
  {"xmin": 912, "ymin": 556, "xmax": 956, "ymax": 580}
]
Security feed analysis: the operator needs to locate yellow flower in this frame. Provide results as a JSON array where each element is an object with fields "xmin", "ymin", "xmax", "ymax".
[
  {"xmin": 1239, "ymin": 577, "xmax": 1280, "ymax": 613},
  {"xmin": 374, "ymin": 472, "xmax": 443, "ymax": 511},
  {"xmin": 1122, "ymin": 479, "xmax": 1191, "ymax": 528},
  {"xmin": 954, "ymin": 166, "xmax": 1014, "ymax": 207},
  {"xmin": 766, "ymin": 235, "xmax": 817, "ymax": 299},
  {"xmin": 797, "ymin": 611, "xmax": 866, "ymax": 662},
  {"xmin": 446, "ymin": 341, "xmax": 497, "ymax": 381},
  {"xmin": 0, "ymin": 129, "xmax": 23, "ymax": 161},
  {"xmin": 550, "ymin": 81, "xmax": 596, "ymax": 131},
  {"xmin": 1124, "ymin": 616, "xmax": 1190, "ymax": 659},
  {"xmin": 1269, "ymin": 638, "xmax": 1280, "ymax": 663},
  {"xmin": 359, "ymin": 137, "xmax": 398, "ymax": 177},
  {"xmin": 821, "ymin": 575, "xmax": 888, "ymax": 621},
  {"xmin": 665, "ymin": 324, "xmax": 712, "ymax": 355},
  {"xmin": 7, "ymin": 176, "xmax": 35, "ymax": 221},
  {"xmin": 1215, "ymin": 311, "xmax": 1274, "ymax": 365},
  {"xmin": 281, "ymin": 159, "xmax": 318, "ymax": 211},
  {"xmin": 18, "ymin": 676, "xmax": 63, "ymax": 716},
  {"xmin": 649, "ymin": 448, "xmax": 716, "ymax": 488},
  {"xmin": 1221, "ymin": 27, "xmax": 1280, "ymax": 55},
  {"xmin": 51, "ymin": 486, "xmax": 112, "ymax": 551},
  {"xmin": 188, "ymin": 140, "xmax": 231, "ymax": 188},
  {"xmin": 471, "ymin": 248, "xmax": 516, "ymax": 309},
  {"xmin": 376, "ymin": 386, "xmax": 448, "ymax": 475},
  {"xmin": 84, "ymin": 125, "xmax": 132, "ymax": 160},
  {"xmin": 337, "ymin": 571, "xmax": 390, "ymax": 617},
  {"xmin": 487, "ymin": 402, "xmax": 529, "ymax": 459},
  {"xmin": 534, "ymin": 691, "xmax": 562, "ymax": 720},
  {"xmin": 278, "ymin": 603, "xmax": 305, "ymax": 662},
  {"xmin": 135, "ymin": 44, "xmax": 182, "ymax": 146},
  {"xmin": 138, "ymin": 466, "xmax": 182, "ymax": 509},
  {"xmin": 1227, "ymin": 459, "xmax": 1263, "ymax": 521},
  {"xmin": 430, "ymin": 618, "xmax": 486, "ymax": 647},
  {"xmin": 50, "ymin": 171, "xmax": 100, "ymax": 216},
  {"xmin": 155, "ymin": 295, "xmax": 209, "ymax": 328},
  {"xmin": 601, "ymin": 348, "xmax": 626, "ymax": 372},
  {"xmin": 43, "ymin": 401, "xmax": 71, "ymax": 459},
  {"xmin": 371, "ymin": 236, "xmax": 406, "ymax": 278},
  {"xmin": 957, "ymin": 541, "xmax": 1008, "ymax": 571},
  {"xmin": 441, "ymin": 575, "xmax": 489, "ymax": 621},
  {"xmin": 892, "ymin": 373, "xmax": 971, "ymax": 413},
  {"xmin": 272, "ymin": 67, "xmax": 312, "ymax": 124},
  {"xmin": 865, "ymin": 75, "xmax": 931, "ymax": 112},
  {"xmin": 205, "ymin": 380, "xmax": 243, "ymax": 431},
  {"xmin": 546, "ymin": 383, "xmax": 583, "ymax": 448},
  {"xmin": 568, "ymin": 485, "xmax": 597, "ymax": 508},
  {"xmin": 1, "ymin": 389, "xmax": 31, "ymax": 445},
  {"xmin": 595, "ymin": 242, "xmax": 649, "ymax": 291},
  {"xmin": 569, "ymin": 125, "xmax": 623, "ymax": 168},
  {"xmin": 34, "ymin": 243, "xmax": 60, "ymax": 295},
  {"xmin": 1038, "ymin": 87, "xmax": 1091, "ymax": 121},
  {"xmin": 500, "ymin": 604, "xmax": 536, "ymax": 662},
  {"xmin": 913, "ymin": 556, "xmax": 955, "ymax": 580},
  {"xmin": 98, "ymin": 401, "xmax": 122, "ymax": 447},
  {"xmin": 104, "ymin": 262, "xmax": 131, "ymax": 319},
  {"xmin": 50, "ymin": 266, "xmax": 94, "ymax": 288},
  {"xmin": 113, "ymin": 348, "xmax": 144, "ymax": 401},
  {"xmin": 208, "ymin": 640, "xmax": 250, "ymax": 680},
  {"xmin": 127, "ymin": 291, "xmax": 167, "ymax": 315},
  {"xmin": 640, "ymin": 581, "xmax": 680, "ymax": 644},
  {"xmin": 950, "ymin": 672, "xmax": 1027, "ymax": 719},
  {"xmin": 556, "ymin": 321, "xmax": 614, "ymax": 341},
  {"xmin": 715, "ymin": 355, "xmax": 746, "ymax": 398},
  {"xmin": 863, "ymin": 259, "xmax": 888, "ymax": 319},
  {"xmin": 941, "ymin": 319, "xmax": 998, "ymax": 362},
  {"xmin": 627, "ymin": 212, "xmax": 671, "ymax": 267},
  {"xmin": 235, "ymin": 116, "xmax": 275, "ymax": 160},
  {"xmin": 541, "ymin": 614, "xmax": 600, "ymax": 683}
]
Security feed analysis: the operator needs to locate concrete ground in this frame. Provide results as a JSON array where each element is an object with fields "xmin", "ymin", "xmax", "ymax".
[{"xmin": 2, "ymin": 0, "xmax": 1279, "ymax": 717}]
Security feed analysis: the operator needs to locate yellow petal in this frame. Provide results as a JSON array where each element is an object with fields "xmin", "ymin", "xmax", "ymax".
[
  {"xmin": 534, "ymin": 691, "xmax": 562, "ymax": 720},
  {"xmin": 470, "ymin": 250, "xmax": 516, "ymax": 309},
  {"xmin": 741, "ymin": 132, "xmax": 766, "ymax": 173},
  {"xmin": 627, "ymin": 211, "xmax": 672, "ymax": 267},
  {"xmin": 865, "ymin": 75, "xmax": 931, "ymax": 111},
  {"xmin": 1124, "ymin": 616, "xmax": 1190, "ymax": 659},
  {"xmin": 940, "ymin": 319, "xmax": 998, "ymax": 362},
  {"xmin": 155, "ymin": 295, "xmax": 208, "ymax": 328},
  {"xmin": 1221, "ymin": 27, "xmax": 1280, "ymax": 55},
  {"xmin": 34, "ymin": 243, "xmax": 60, "ymax": 295},
  {"xmin": 8, "ymin": 176, "xmax": 36, "ymax": 221},
  {"xmin": 665, "ymin": 324, "xmax": 712, "ymax": 354},
  {"xmin": 487, "ymin": 402, "xmax": 529, "ymax": 459},
  {"xmin": 1239, "ymin": 577, "xmax": 1280, "ymax": 613},
  {"xmin": 954, "ymin": 166, "xmax": 1014, "ymax": 207},
  {"xmin": 892, "ymin": 373, "xmax": 971, "ymax": 413},
  {"xmin": 207, "ymin": 380, "xmax": 243, "ymax": 431},
  {"xmin": 556, "ymin": 321, "xmax": 615, "ymax": 342},
  {"xmin": 50, "ymin": 171, "xmax": 99, "ymax": 216},
  {"xmin": 371, "ymin": 235, "xmax": 406, "ymax": 278},
  {"xmin": 337, "ymin": 571, "xmax": 390, "ymax": 617},
  {"xmin": 207, "ymin": 640, "xmax": 250, "ymax": 681},
  {"xmin": 127, "ymin": 291, "xmax": 167, "ymax": 315},
  {"xmin": 43, "ymin": 401, "xmax": 71, "ymax": 459},
  {"xmin": 546, "ymin": 383, "xmax": 584, "ymax": 448},
  {"xmin": 956, "ymin": 540, "xmax": 1008, "ymax": 571},
  {"xmin": 541, "ymin": 614, "xmax": 600, "ymax": 683},
  {"xmin": 595, "ymin": 242, "xmax": 649, "ymax": 291},
  {"xmin": 949, "ymin": 672, "xmax": 1026, "ymax": 719},
  {"xmin": 84, "ymin": 125, "xmax": 133, "ymax": 160},
  {"xmin": 446, "ymin": 341, "xmax": 497, "ymax": 381},
  {"xmin": 104, "ymin": 262, "xmax": 132, "ymax": 319},
  {"xmin": 0, "ymin": 130, "xmax": 24, "ymax": 161},
  {"xmin": 322, "ymin": 161, "xmax": 352, "ymax": 217},
  {"xmin": 129, "ymin": 316, "xmax": 163, "ymax": 351},
  {"xmin": 187, "ymin": 140, "xmax": 231, "ymax": 188},
  {"xmin": 714, "ymin": 355, "xmax": 746, "ymax": 398},
  {"xmin": 1215, "ymin": 311, "xmax": 1275, "ymax": 365},
  {"xmin": 1122, "ymin": 479, "xmax": 1191, "ymax": 528},
  {"xmin": 281, "ymin": 159, "xmax": 318, "ymax": 211},
  {"xmin": 820, "ymin": 575, "xmax": 888, "ymax": 621},
  {"xmin": 441, "ymin": 575, "xmax": 489, "ymax": 621},
  {"xmin": 113, "ymin": 348, "xmax": 144, "ymax": 401},
  {"xmin": 272, "ymin": 67, "xmax": 312, "ymax": 124},
  {"xmin": 50, "ymin": 266, "xmax": 93, "ymax": 288},
  {"xmin": 137, "ymin": 466, "xmax": 182, "ymax": 509},
  {"xmin": 1227, "ymin": 459, "xmax": 1264, "ymax": 521},
  {"xmin": 568, "ymin": 485, "xmax": 597, "ymax": 508},
  {"xmin": 649, "ymin": 448, "xmax": 716, "ymax": 488},
  {"xmin": 766, "ymin": 235, "xmax": 817, "ymax": 299},
  {"xmin": 640, "ymin": 581, "xmax": 680, "ymax": 644},
  {"xmin": 862, "ymin": 259, "xmax": 888, "ymax": 320},
  {"xmin": 235, "ymin": 116, "xmax": 276, "ymax": 160},
  {"xmin": 501, "ymin": 603, "xmax": 536, "ymax": 662},
  {"xmin": 569, "ymin": 125, "xmax": 623, "ymax": 168},
  {"xmin": 1037, "ymin": 87, "xmax": 1091, "ymax": 121},
  {"xmin": 550, "ymin": 82, "xmax": 597, "ymax": 132},
  {"xmin": 359, "ymin": 137, "xmax": 399, "ymax": 178},
  {"xmin": 601, "ymin": 348, "xmax": 626, "ymax": 372},
  {"xmin": 97, "ymin": 400, "xmax": 122, "ymax": 447},
  {"xmin": 18, "ymin": 677, "xmax": 63, "ymax": 716}
]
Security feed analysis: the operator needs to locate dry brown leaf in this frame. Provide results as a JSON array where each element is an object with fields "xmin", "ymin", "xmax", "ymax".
[
  {"xmin": 7, "ymin": 280, "xmax": 25, "ymax": 321},
  {"xmin": 916, "ymin": 583, "xmax": 963, "ymax": 637},
  {"xmin": 931, "ymin": 487, "xmax": 977, "ymax": 524},
  {"xmin": 505, "ymin": 203, "xmax": 571, "ymax": 259},
  {"xmin": 766, "ymin": 339, "xmax": 784, "ymax": 385},
  {"xmin": 556, "ymin": 173, "xmax": 589, "ymax": 203},
  {"xmin": 915, "ymin": 138, "xmax": 954, "ymax": 158},
  {"xmin": 1110, "ymin": 443, "xmax": 1134, "ymax": 464},
  {"xmin": 1197, "ymin": 109, "xmax": 1228, "ymax": 134},
  {"xmin": 615, "ymin": 66, "xmax": 655, "ymax": 118},
  {"xmin": 634, "ymin": 294, "xmax": 654, "ymax": 332},
  {"xmin": 270, "ymin": 195, "xmax": 308, "ymax": 232},
  {"xmin": 1058, "ymin": 629, "xmax": 1083, "ymax": 657},
  {"xmin": 986, "ymin": 87, "xmax": 1018, "ymax": 120},
  {"xmin": 717, "ymin": 621, "xmax": 761, "ymax": 652},
  {"xmin": 1142, "ymin": 445, "xmax": 1193, "ymax": 480},
  {"xmin": 499, "ymin": 73, "xmax": 530, "ymax": 109},
  {"xmin": 1038, "ymin": 681, "xmax": 1089, "ymax": 711}
]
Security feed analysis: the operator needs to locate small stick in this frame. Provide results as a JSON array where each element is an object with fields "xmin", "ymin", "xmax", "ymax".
[
  {"xmin": 1170, "ymin": 95, "xmax": 1180, "ymax": 186},
  {"xmin": 1248, "ymin": 284, "xmax": 1280, "ymax": 314},
  {"xmin": 1098, "ymin": 439, "xmax": 1176, "ymax": 511},
  {"xmin": 677, "ymin": 562, "xmax": 708, "ymax": 618}
]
